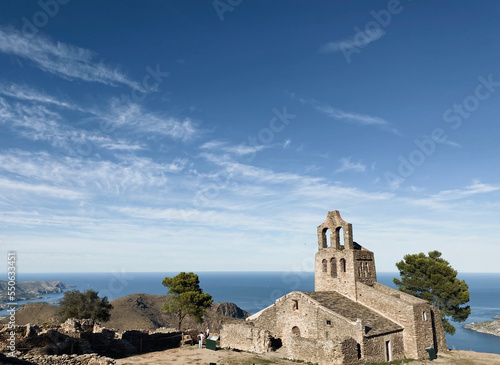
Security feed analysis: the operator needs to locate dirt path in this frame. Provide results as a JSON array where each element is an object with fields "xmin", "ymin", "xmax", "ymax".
[
  {"xmin": 116, "ymin": 346, "xmax": 295, "ymax": 365},
  {"xmin": 115, "ymin": 346, "xmax": 500, "ymax": 365}
]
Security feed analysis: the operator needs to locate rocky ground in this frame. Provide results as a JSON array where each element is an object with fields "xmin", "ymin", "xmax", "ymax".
[
  {"xmin": 115, "ymin": 347, "xmax": 500, "ymax": 365},
  {"xmin": 464, "ymin": 314, "xmax": 500, "ymax": 337},
  {"xmin": 0, "ymin": 294, "xmax": 250, "ymax": 365}
]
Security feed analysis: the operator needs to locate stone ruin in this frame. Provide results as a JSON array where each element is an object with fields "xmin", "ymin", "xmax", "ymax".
[{"xmin": 0, "ymin": 318, "xmax": 182, "ymax": 365}]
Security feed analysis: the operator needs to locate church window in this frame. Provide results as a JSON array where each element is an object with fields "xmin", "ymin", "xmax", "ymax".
[
  {"xmin": 326, "ymin": 320, "xmax": 331, "ymax": 325},
  {"xmin": 292, "ymin": 300, "xmax": 299, "ymax": 311},
  {"xmin": 292, "ymin": 326, "xmax": 301, "ymax": 337},
  {"xmin": 422, "ymin": 311, "xmax": 427, "ymax": 321},
  {"xmin": 385, "ymin": 340, "xmax": 392, "ymax": 362},
  {"xmin": 322, "ymin": 259, "xmax": 327, "ymax": 273},
  {"xmin": 330, "ymin": 258, "xmax": 337, "ymax": 278},
  {"xmin": 340, "ymin": 258, "xmax": 346, "ymax": 273}
]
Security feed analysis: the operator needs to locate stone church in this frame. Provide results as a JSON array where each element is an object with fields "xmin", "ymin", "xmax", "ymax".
[{"xmin": 221, "ymin": 211, "xmax": 447, "ymax": 364}]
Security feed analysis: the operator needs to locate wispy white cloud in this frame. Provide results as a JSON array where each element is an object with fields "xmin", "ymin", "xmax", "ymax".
[
  {"xmin": 0, "ymin": 177, "xmax": 83, "ymax": 200},
  {"xmin": 402, "ymin": 181, "xmax": 500, "ymax": 211},
  {"xmin": 0, "ymin": 28, "xmax": 144, "ymax": 91},
  {"xmin": 300, "ymin": 98, "xmax": 399, "ymax": 134},
  {"xmin": 102, "ymin": 99, "xmax": 197, "ymax": 141},
  {"xmin": 198, "ymin": 152, "xmax": 392, "ymax": 202},
  {"xmin": 320, "ymin": 29, "xmax": 385, "ymax": 54},
  {"xmin": 430, "ymin": 181, "xmax": 499, "ymax": 202},
  {"xmin": 0, "ymin": 97, "xmax": 145, "ymax": 152},
  {"xmin": 0, "ymin": 150, "xmax": 186, "ymax": 194},
  {"xmin": 200, "ymin": 140, "xmax": 269, "ymax": 156},
  {"xmin": 335, "ymin": 157, "xmax": 367, "ymax": 173},
  {"xmin": 0, "ymin": 83, "xmax": 79, "ymax": 110}
]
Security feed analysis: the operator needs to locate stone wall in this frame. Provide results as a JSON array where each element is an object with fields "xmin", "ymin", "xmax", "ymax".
[
  {"xmin": 285, "ymin": 336, "xmax": 364, "ymax": 365},
  {"xmin": 356, "ymin": 282, "xmax": 447, "ymax": 358},
  {"xmin": 221, "ymin": 292, "xmax": 365, "ymax": 364},
  {"xmin": 264, "ymin": 292, "xmax": 362, "ymax": 344},
  {"xmin": 286, "ymin": 335, "xmax": 343, "ymax": 365},
  {"xmin": 220, "ymin": 323, "xmax": 271, "ymax": 353},
  {"xmin": 315, "ymin": 246, "xmax": 376, "ymax": 299},
  {"xmin": 363, "ymin": 331, "xmax": 405, "ymax": 363}
]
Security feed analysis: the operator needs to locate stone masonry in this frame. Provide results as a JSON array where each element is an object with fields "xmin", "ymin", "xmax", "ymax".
[{"xmin": 221, "ymin": 210, "xmax": 448, "ymax": 364}]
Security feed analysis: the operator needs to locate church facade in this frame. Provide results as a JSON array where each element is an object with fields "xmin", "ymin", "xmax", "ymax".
[{"xmin": 221, "ymin": 211, "xmax": 447, "ymax": 364}]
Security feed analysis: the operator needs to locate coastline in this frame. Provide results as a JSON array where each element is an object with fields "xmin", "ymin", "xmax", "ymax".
[{"xmin": 464, "ymin": 314, "xmax": 500, "ymax": 337}]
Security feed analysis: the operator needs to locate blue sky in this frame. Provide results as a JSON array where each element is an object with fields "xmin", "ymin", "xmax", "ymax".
[{"xmin": 0, "ymin": 0, "xmax": 498, "ymax": 274}]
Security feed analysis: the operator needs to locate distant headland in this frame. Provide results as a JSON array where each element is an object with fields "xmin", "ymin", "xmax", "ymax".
[
  {"xmin": 464, "ymin": 314, "xmax": 500, "ymax": 337},
  {"xmin": 0, "ymin": 280, "xmax": 71, "ymax": 305}
]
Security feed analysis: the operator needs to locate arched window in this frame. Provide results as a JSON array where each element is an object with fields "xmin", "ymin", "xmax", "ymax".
[
  {"xmin": 322, "ymin": 228, "xmax": 331, "ymax": 248},
  {"xmin": 291, "ymin": 326, "xmax": 301, "ymax": 337},
  {"xmin": 340, "ymin": 258, "xmax": 346, "ymax": 273},
  {"xmin": 338, "ymin": 227, "xmax": 345, "ymax": 247},
  {"xmin": 322, "ymin": 259, "xmax": 327, "ymax": 273},
  {"xmin": 330, "ymin": 258, "xmax": 337, "ymax": 278}
]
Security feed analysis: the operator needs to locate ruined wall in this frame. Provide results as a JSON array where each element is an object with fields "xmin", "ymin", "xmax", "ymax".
[{"xmin": 220, "ymin": 323, "xmax": 271, "ymax": 353}]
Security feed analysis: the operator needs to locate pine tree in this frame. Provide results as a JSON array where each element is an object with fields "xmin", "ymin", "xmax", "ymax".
[
  {"xmin": 161, "ymin": 272, "xmax": 213, "ymax": 330},
  {"xmin": 394, "ymin": 250, "xmax": 470, "ymax": 335},
  {"xmin": 59, "ymin": 289, "xmax": 112, "ymax": 322}
]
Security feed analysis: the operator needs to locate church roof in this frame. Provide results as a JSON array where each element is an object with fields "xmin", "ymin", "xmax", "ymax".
[{"xmin": 303, "ymin": 291, "xmax": 403, "ymax": 337}]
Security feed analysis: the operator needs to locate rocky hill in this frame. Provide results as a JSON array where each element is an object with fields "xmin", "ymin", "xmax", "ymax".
[
  {"xmin": 1, "ymin": 293, "xmax": 249, "ymax": 333},
  {"xmin": 0, "ymin": 280, "xmax": 70, "ymax": 303},
  {"xmin": 464, "ymin": 314, "xmax": 500, "ymax": 337},
  {"xmin": 98, "ymin": 293, "xmax": 249, "ymax": 332}
]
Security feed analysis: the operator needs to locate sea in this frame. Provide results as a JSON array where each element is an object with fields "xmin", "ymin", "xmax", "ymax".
[{"xmin": 2, "ymin": 272, "xmax": 499, "ymax": 355}]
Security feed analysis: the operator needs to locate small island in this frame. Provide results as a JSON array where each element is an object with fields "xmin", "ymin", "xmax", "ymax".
[
  {"xmin": 464, "ymin": 314, "xmax": 500, "ymax": 337},
  {"xmin": 0, "ymin": 280, "xmax": 70, "ymax": 304}
]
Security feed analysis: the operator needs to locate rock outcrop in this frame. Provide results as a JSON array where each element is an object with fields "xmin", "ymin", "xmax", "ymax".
[{"xmin": 464, "ymin": 315, "xmax": 500, "ymax": 337}]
